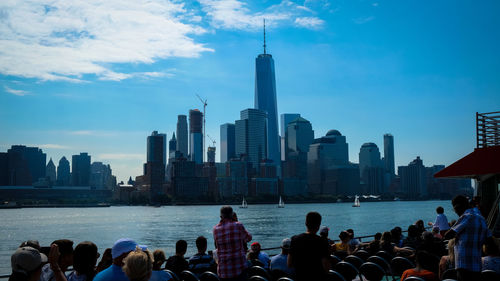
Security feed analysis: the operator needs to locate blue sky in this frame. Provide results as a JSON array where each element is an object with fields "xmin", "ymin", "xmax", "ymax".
[{"xmin": 1, "ymin": 0, "xmax": 499, "ymax": 182}]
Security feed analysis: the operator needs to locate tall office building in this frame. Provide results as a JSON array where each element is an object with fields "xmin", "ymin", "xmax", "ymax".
[
  {"xmin": 287, "ymin": 117, "xmax": 314, "ymax": 155},
  {"xmin": 207, "ymin": 147, "xmax": 216, "ymax": 163},
  {"xmin": 168, "ymin": 133, "xmax": 177, "ymax": 160},
  {"xmin": 359, "ymin": 143, "xmax": 384, "ymax": 194},
  {"xmin": 399, "ymin": 156, "xmax": 427, "ymax": 199},
  {"xmin": 57, "ymin": 156, "xmax": 70, "ymax": 185},
  {"xmin": 220, "ymin": 123, "xmax": 235, "ymax": 163},
  {"xmin": 255, "ymin": 23, "xmax": 280, "ymax": 166},
  {"xmin": 189, "ymin": 109, "xmax": 203, "ymax": 164},
  {"xmin": 46, "ymin": 158, "xmax": 56, "ymax": 183},
  {"xmin": 235, "ymin": 108, "xmax": 267, "ymax": 168},
  {"xmin": 147, "ymin": 131, "xmax": 166, "ymax": 166},
  {"xmin": 176, "ymin": 115, "xmax": 188, "ymax": 158},
  {"xmin": 280, "ymin": 113, "xmax": 301, "ymax": 160},
  {"xmin": 7, "ymin": 145, "xmax": 46, "ymax": 184},
  {"xmin": 90, "ymin": 162, "xmax": 113, "ymax": 189},
  {"xmin": 384, "ymin": 134, "xmax": 395, "ymax": 175},
  {"xmin": 72, "ymin": 153, "xmax": 91, "ymax": 186}
]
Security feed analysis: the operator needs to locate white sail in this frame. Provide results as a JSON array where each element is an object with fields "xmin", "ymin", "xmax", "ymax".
[
  {"xmin": 352, "ymin": 195, "xmax": 360, "ymax": 207},
  {"xmin": 278, "ymin": 196, "xmax": 285, "ymax": 208},
  {"xmin": 240, "ymin": 197, "xmax": 248, "ymax": 208}
]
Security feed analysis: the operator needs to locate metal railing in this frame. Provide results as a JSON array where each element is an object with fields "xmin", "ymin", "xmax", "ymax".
[{"xmin": 477, "ymin": 111, "xmax": 500, "ymax": 148}]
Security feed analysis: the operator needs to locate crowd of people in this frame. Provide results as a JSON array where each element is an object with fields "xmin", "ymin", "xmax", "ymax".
[{"xmin": 8, "ymin": 195, "xmax": 500, "ymax": 281}]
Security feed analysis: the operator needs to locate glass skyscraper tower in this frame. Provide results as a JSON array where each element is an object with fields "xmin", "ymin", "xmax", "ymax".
[{"xmin": 254, "ymin": 21, "xmax": 280, "ymax": 166}]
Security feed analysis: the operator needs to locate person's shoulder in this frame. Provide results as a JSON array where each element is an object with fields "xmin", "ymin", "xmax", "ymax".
[{"xmin": 94, "ymin": 266, "xmax": 114, "ymax": 281}]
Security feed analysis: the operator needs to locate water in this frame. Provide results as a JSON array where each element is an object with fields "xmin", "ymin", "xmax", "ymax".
[{"xmin": 0, "ymin": 200, "xmax": 457, "ymax": 274}]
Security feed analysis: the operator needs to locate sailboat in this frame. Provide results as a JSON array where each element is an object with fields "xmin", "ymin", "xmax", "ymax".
[
  {"xmin": 277, "ymin": 196, "xmax": 285, "ymax": 208},
  {"xmin": 352, "ymin": 195, "xmax": 360, "ymax": 207},
  {"xmin": 240, "ymin": 197, "xmax": 248, "ymax": 208}
]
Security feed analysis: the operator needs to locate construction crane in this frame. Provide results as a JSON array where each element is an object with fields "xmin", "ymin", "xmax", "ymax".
[
  {"xmin": 196, "ymin": 94, "xmax": 207, "ymax": 162},
  {"xmin": 207, "ymin": 134, "xmax": 216, "ymax": 147}
]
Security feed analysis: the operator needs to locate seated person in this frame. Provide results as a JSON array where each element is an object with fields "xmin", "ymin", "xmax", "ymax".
[
  {"xmin": 482, "ymin": 237, "xmax": 500, "ymax": 273},
  {"xmin": 10, "ymin": 246, "xmax": 47, "ymax": 281},
  {"xmin": 333, "ymin": 231, "xmax": 352, "ymax": 256},
  {"xmin": 247, "ymin": 242, "xmax": 270, "ymax": 268},
  {"xmin": 401, "ymin": 251, "xmax": 438, "ymax": 281},
  {"xmin": 270, "ymin": 238, "xmax": 294, "ymax": 276},
  {"xmin": 380, "ymin": 232, "xmax": 413, "ymax": 258},
  {"xmin": 188, "ymin": 236, "xmax": 216, "ymax": 276},
  {"xmin": 123, "ymin": 249, "xmax": 153, "ymax": 281},
  {"xmin": 165, "ymin": 240, "xmax": 188, "ymax": 276},
  {"xmin": 151, "ymin": 249, "xmax": 172, "ymax": 281}
]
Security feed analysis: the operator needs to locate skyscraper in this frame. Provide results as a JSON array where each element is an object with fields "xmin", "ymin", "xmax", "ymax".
[
  {"xmin": 46, "ymin": 158, "xmax": 56, "ymax": 183},
  {"xmin": 384, "ymin": 134, "xmax": 395, "ymax": 175},
  {"xmin": 57, "ymin": 156, "xmax": 70, "ymax": 185},
  {"xmin": 207, "ymin": 146, "xmax": 216, "ymax": 163},
  {"xmin": 168, "ymin": 132, "xmax": 177, "ymax": 160},
  {"xmin": 72, "ymin": 153, "xmax": 91, "ymax": 186},
  {"xmin": 235, "ymin": 108, "xmax": 267, "ymax": 168},
  {"xmin": 147, "ymin": 131, "xmax": 166, "ymax": 166},
  {"xmin": 359, "ymin": 143, "xmax": 384, "ymax": 194},
  {"xmin": 220, "ymin": 123, "xmax": 235, "ymax": 163},
  {"xmin": 189, "ymin": 109, "xmax": 203, "ymax": 164},
  {"xmin": 399, "ymin": 156, "xmax": 427, "ymax": 199},
  {"xmin": 176, "ymin": 115, "xmax": 188, "ymax": 158},
  {"xmin": 255, "ymin": 22, "xmax": 280, "ymax": 166},
  {"xmin": 280, "ymin": 113, "xmax": 300, "ymax": 160},
  {"xmin": 286, "ymin": 117, "xmax": 314, "ymax": 155},
  {"xmin": 7, "ymin": 145, "xmax": 46, "ymax": 184}
]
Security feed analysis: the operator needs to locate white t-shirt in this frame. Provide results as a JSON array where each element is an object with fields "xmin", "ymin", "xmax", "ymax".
[{"xmin": 434, "ymin": 213, "xmax": 450, "ymax": 231}]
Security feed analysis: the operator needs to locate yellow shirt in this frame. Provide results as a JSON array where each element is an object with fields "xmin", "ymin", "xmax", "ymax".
[{"xmin": 334, "ymin": 242, "xmax": 349, "ymax": 252}]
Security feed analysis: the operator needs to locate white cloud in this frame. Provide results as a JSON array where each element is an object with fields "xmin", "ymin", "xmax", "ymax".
[
  {"xmin": 199, "ymin": 0, "xmax": 324, "ymax": 30},
  {"xmin": 0, "ymin": 0, "xmax": 213, "ymax": 82},
  {"xmin": 67, "ymin": 130, "xmax": 117, "ymax": 137},
  {"xmin": 97, "ymin": 153, "xmax": 144, "ymax": 160},
  {"xmin": 353, "ymin": 16, "xmax": 375, "ymax": 24},
  {"xmin": 4, "ymin": 86, "xmax": 30, "ymax": 96},
  {"xmin": 36, "ymin": 144, "xmax": 71, "ymax": 149},
  {"xmin": 295, "ymin": 17, "xmax": 325, "ymax": 29}
]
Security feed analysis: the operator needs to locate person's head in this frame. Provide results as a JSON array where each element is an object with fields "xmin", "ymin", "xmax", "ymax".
[
  {"xmin": 51, "ymin": 239, "xmax": 74, "ymax": 270},
  {"xmin": 483, "ymin": 238, "xmax": 500, "ymax": 256},
  {"xmin": 73, "ymin": 241, "xmax": 98, "ymax": 277},
  {"xmin": 339, "ymin": 231, "xmax": 351, "ymax": 243},
  {"xmin": 152, "ymin": 250, "xmax": 165, "ymax": 270},
  {"xmin": 232, "ymin": 212, "xmax": 238, "ymax": 221},
  {"xmin": 280, "ymin": 238, "xmax": 291, "ymax": 255},
  {"xmin": 112, "ymin": 238, "xmax": 138, "ymax": 266},
  {"xmin": 319, "ymin": 226, "xmax": 329, "ymax": 238},
  {"xmin": 175, "ymin": 240, "xmax": 187, "ymax": 256},
  {"xmin": 250, "ymin": 242, "xmax": 261, "ymax": 254},
  {"xmin": 196, "ymin": 236, "xmax": 208, "ymax": 254},
  {"xmin": 390, "ymin": 228, "xmax": 401, "ymax": 241},
  {"xmin": 305, "ymin": 211, "xmax": 322, "ymax": 233},
  {"xmin": 10, "ymin": 247, "xmax": 47, "ymax": 281},
  {"xmin": 436, "ymin": 206, "xmax": 444, "ymax": 214},
  {"xmin": 346, "ymin": 229, "xmax": 354, "ymax": 237},
  {"xmin": 407, "ymin": 225, "xmax": 419, "ymax": 238},
  {"xmin": 452, "ymin": 195, "xmax": 469, "ymax": 216},
  {"xmin": 415, "ymin": 220, "xmax": 424, "ymax": 230},
  {"xmin": 18, "ymin": 241, "xmax": 41, "ymax": 251},
  {"xmin": 381, "ymin": 231, "xmax": 392, "ymax": 243},
  {"xmin": 220, "ymin": 206, "xmax": 233, "ymax": 220},
  {"xmin": 421, "ymin": 231, "xmax": 433, "ymax": 243},
  {"xmin": 123, "ymin": 249, "xmax": 153, "ymax": 281},
  {"xmin": 470, "ymin": 196, "xmax": 481, "ymax": 208},
  {"xmin": 374, "ymin": 233, "xmax": 382, "ymax": 241},
  {"xmin": 415, "ymin": 251, "xmax": 433, "ymax": 270}
]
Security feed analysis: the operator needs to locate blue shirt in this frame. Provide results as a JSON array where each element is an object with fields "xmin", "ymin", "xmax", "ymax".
[
  {"xmin": 149, "ymin": 270, "xmax": 172, "ymax": 281},
  {"xmin": 94, "ymin": 264, "xmax": 129, "ymax": 281},
  {"xmin": 257, "ymin": 252, "xmax": 270, "ymax": 268},
  {"xmin": 452, "ymin": 208, "xmax": 491, "ymax": 272},
  {"xmin": 270, "ymin": 253, "xmax": 294, "ymax": 275}
]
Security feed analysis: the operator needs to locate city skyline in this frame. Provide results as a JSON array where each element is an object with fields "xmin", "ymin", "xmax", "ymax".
[{"xmin": 1, "ymin": 1, "xmax": 499, "ymax": 182}]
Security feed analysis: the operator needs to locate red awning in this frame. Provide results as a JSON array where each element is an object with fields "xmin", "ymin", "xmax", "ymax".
[{"xmin": 434, "ymin": 146, "xmax": 500, "ymax": 178}]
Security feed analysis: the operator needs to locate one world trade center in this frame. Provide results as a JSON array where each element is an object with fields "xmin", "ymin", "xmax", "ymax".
[{"xmin": 254, "ymin": 20, "xmax": 280, "ymax": 167}]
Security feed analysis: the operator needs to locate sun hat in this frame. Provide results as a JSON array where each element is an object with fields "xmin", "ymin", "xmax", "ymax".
[
  {"xmin": 112, "ymin": 238, "xmax": 138, "ymax": 259},
  {"xmin": 11, "ymin": 247, "xmax": 47, "ymax": 274}
]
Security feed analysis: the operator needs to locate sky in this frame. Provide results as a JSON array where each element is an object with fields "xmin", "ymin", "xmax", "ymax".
[{"xmin": 1, "ymin": 0, "xmax": 499, "ymax": 183}]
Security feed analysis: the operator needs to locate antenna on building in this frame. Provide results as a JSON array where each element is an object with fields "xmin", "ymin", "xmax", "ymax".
[
  {"xmin": 263, "ymin": 18, "xmax": 266, "ymax": 54},
  {"xmin": 196, "ymin": 93, "xmax": 207, "ymax": 162}
]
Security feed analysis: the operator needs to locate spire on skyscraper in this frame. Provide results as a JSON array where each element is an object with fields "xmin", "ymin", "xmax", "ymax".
[{"xmin": 263, "ymin": 18, "xmax": 266, "ymax": 55}]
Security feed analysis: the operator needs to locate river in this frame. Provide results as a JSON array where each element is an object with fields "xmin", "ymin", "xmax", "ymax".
[{"xmin": 0, "ymin": 200, "xmax": 457, "ymax": 274}]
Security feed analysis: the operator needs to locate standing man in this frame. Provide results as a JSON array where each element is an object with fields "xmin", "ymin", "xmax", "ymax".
[
  {"xmin": 444, "ymin": 195, "xmax": 492, "ymax": 281},
  {"xmin": 213, "ymin": 206, "xmax": 252, "ymax": 281},
  {"xmin": 288, "ymin": 212, "xmax": 330, "ymax": 281}
]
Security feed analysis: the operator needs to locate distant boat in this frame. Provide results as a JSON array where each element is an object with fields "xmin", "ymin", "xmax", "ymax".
[
  {"xmin": 352, "ymin": 195, "xmax": 360, "ymax": 207},
  {"xmin": 240, "ymin": 197, "xmax": 248, "ymax": 208},
  {"xmin": 394, "ymin": 197, "xmax": 400, "ymax": 201},
  {"xmin": 278, "ymin": 196, "xmax": 285, "ymax": 208}
]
